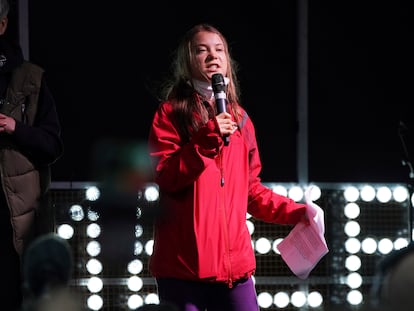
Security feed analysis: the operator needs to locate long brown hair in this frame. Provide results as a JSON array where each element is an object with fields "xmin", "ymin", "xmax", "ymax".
[{"xmin": 160, "ymin": 24, "xmax": 243, "ymax": 142}]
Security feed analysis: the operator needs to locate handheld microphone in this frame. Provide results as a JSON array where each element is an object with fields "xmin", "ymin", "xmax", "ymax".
[{"xmin": 212, "ymin": 73, "xmax": 230, "ymax": 145}]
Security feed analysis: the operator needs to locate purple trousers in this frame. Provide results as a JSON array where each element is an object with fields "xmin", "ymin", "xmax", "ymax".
[{"xmin": 156, "ymin": 277, "xmax": 260, "ymax": 311}]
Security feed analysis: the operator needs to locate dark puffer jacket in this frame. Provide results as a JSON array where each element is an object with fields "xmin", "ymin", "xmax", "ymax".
[{"xmin": 0, "ymin": 37, "xmax": 63, "ymax": 256}]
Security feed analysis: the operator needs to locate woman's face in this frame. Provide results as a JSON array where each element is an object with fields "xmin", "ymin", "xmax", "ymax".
[{"xmin": 190, "ymin": 31, "xmax": 228, "ymax": 82}]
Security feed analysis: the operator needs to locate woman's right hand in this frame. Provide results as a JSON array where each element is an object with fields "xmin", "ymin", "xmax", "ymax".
[{"xmin": 216, "ymin": 112, "xmax": 237, "ymax": 136}]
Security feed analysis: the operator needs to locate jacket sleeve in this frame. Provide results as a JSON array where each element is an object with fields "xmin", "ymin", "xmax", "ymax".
[
  {"xmin": 13, "ymin": 76, "xmax": 64, "ymax": 166},
  {"xmin": 148, "ymin": 101, "xmax": 223, "ymax": 193},
  {"xmin": 243, "ymin": 115, "xmax": 307, "ymax": 225}
]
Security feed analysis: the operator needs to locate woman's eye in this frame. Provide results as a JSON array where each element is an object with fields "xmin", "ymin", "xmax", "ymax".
[{"xmin": 195, "ymin": 48, "xmax": 207, "ymax": 54}]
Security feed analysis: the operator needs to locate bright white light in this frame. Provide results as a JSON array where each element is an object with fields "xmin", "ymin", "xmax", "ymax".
[
  {"xmin": 345, "ymin": 255, "xmax": 361, "ymax": 272},
  {"xmin": 87, "ymin": 276, "xmax": 103, "ymax": 293},
  {"xmin": 360, "ymin": 185, "xmax": 376, "ymax": 202},
  {"xmin": 257, "ymin": 291, "xmax": 273, "ymax": 308},
  {"xmin": 87, "ymin": 294, "xmax": 103, "ymax": 310},
  {"xmin": 135, "ymin": 224, "xmax": 144, "ymax": 238},
  {"xmin": 274, "ymin": 292, "xmax": 290, "ymax": 308},
  {"xmin": 345, "ymin": 238, "xmax": 361, "ymax": 254},
  {"xmin": 145, "ymin": 240, "xmax": 154, "ymax": 255},
  {"xmin": 394, "ymin": 237, "xmax": 409, "ymax": 250},
  {"xmin": 255, "ymin": 237, "xmax": 272, "ymax": 254},
  {"xmin": 346, "ymin": 272, "xmax": 363, "ymax": 289},
  {"xmin": 134, "ymin": 241, "xmax": 143, "ymax": 256},
  {"xmin": 273, "ymin": 238, "xmax": 283, "ymax": 255},
  {"xmin": 144, "ymin": 186, "xmax": 159, "ymax": 202},
  {"xmin": 393, "ymin": 186, "xmax": 408, "ymax": 202},
  {"xmin": 128, "ymin": 259, "xmax": 143, "ymax": 275},
  {"xmin": 87, "ymin": 209, "xmax": 100, "ymax": 222},
  {"xmin": 307, "ymin": 291, "xmax": 323, "ymax": 308},
  {"xmin": 86, "ymin": 258, "xmax": 103, "ymax": 275},
  {"xmin": 291, "ymin": 291, "xmax": 306, "ymax": 308},
  {"xmin": 288, "ymin": 186, "xmax": 304, "ymax": 202},
  {"xmin": 246, "ymin": 220, "xmax": 255, "ymax": 235},
  {"xmin": 69, "ymin": 204, "xmax": 84, "ymax": 221},
  {"xmin": 86, "ymin": 223, "xmax": 101, "ymax": 239},
  {"xmin": 344, "ymin": 203, "xmax": 360, "ymax": 219},
  {"xmin": 86, "ymin": 240, "xmax": 101, "ymax": 257},
  {"xmin": 307, "ymin": 185, "xmax": 321, "ymax": 201},
  {"xmin": 127, "ymin": 294, "xmax": 144, "ymax": 309},
  {"xmin": 347, "ymin": 289, "xmax": 363, "ymax": 305},
  {"xmin": 344, "ymin": 221, "xmax": 360, "ymax": 237},
  {"xmin": 144, "ymin": 293, "xmax": 160, "ymax": 305},
  {"xmin": 378, "ymin": 238, "xmax": 394, "ymax": 254},
  {"xmin": 376, "ymin": 186, "xmax": 392, "ymax": 203},
  {"xmin": 412, "ymin": 192, "xmax": 414, "ymax": 207},
  {"xmin": 86, "ymin": 186, "xmax": 100, "ymax": 201},
  {"xmin": 361, "ymin": 237, "xmax": 377, "ymax": 254},
  {"xmin": 344, "ymin": 186, "xmax": 359, "ymax": 202},
  {"xmin": 57, "ymin": 224, "xmax": 74, "ymax": 240},
  {"xmin": 272, "ymin": 185, "xmax": 287, "ymax": 196},
  {"xmin": 127, "ymin": 276, "xmax": 143, "ymax": 292}
]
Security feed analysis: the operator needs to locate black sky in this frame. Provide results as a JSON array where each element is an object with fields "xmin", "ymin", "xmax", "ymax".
[{"xmin": 22, "ymin": 1, "xmax": 413, "ymax": 184}]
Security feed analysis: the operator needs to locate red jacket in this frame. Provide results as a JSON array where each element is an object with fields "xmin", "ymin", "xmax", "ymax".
[{"xmin": 148, "ymin": 100, "xmax": 306, "ymax": 286}]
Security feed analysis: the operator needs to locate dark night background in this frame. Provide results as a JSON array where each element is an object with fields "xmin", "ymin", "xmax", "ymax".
[{"xmin": 9, "ymin": 1, "xmax": 413, "ymax": 184}]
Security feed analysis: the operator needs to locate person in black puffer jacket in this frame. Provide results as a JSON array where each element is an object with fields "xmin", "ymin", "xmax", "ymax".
[{"xmin": 0, "ymin": 1, "xmax": 63, "ymax": 309}]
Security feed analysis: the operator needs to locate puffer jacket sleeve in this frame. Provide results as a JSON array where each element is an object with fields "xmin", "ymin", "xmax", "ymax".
[
  {"xmin": 13, "ymin": 77, "xmax": 63, "ymax": 166},
  {"xmin": 242, "ymin": 113, "xmax": 307, "ymax": 225},
  {"xmin": 148, "ymin": 101, "xmax": 224, "ymax": 193}
]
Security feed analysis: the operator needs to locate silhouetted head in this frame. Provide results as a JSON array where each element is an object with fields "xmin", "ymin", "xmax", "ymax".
[
  {"xmin": 370, "ymin": 242, "xmax": 414, "ymax": 311},
  {"xmin": 22, "ymin": 233, "xmax": 73, "ymax": 298}
]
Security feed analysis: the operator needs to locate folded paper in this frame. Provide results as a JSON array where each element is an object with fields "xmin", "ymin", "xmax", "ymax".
[{"xmin": 276, "ymin": 186, "xmax": 329, "ymax": 279}]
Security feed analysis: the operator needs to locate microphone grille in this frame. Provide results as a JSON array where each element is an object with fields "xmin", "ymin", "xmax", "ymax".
[{"xmin": 212, "ymin": 73, "xmax": 225, "ymax": 92}]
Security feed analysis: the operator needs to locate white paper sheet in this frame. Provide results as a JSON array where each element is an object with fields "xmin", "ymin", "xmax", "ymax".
[{"xmin": 276, "ymin": 186, "xmax": 329, "ymax": 279}]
